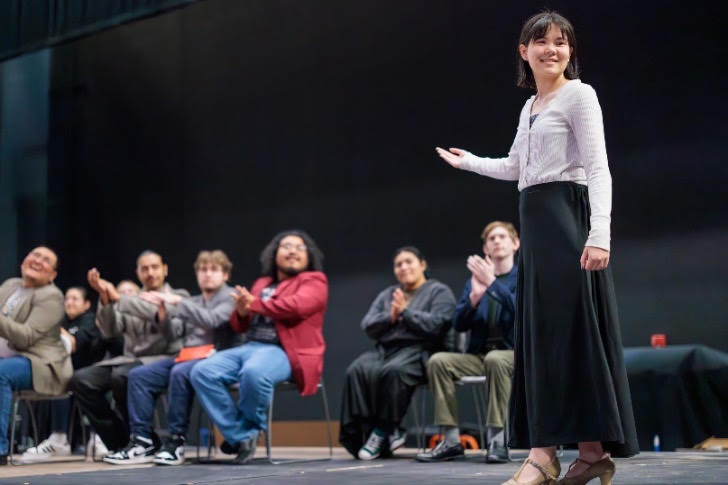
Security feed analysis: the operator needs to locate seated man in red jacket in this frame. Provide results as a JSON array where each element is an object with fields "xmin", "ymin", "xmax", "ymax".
[{"xmin": 190, "ymin": 230, "xmax": 328, "ymax": 464}]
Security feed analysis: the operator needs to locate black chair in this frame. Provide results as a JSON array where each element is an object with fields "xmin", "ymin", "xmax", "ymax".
[{"xmin": 7, "ymin": 390, "xmax": 86, "ymax": 465}]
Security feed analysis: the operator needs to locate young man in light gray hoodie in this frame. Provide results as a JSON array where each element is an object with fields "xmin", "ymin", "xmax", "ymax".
[{"xmin": 104, "ymin": 250, "xmax": 236, "ymax": 465}]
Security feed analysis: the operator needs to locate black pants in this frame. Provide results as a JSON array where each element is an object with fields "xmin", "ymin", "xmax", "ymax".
[
  {"xmin": 68, "ymin": 362, "xmax": 141, "ymax": 451},
  {"xmin": 339, "ymin": 344, "xmax": 428, "ymax": 457}
]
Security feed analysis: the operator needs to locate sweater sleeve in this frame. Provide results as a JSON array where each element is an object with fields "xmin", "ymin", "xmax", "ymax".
[
  {"xmin": 458, "ymin": 125, "xmax": 521, "ymax": 181},
  {"xmin": 249, "ymin": 274, "xmax": 328, "ymax": 324},
  {"xmin": 360, "ymin": 288, "xmax": 394, "ymax": 341},
  {"xmin": 567, "ymin": 84, "xmax": 612, "ymax": 251},
  {"xmin": 175, "ymin": 295, "xmax": 235, "ymax": 330},
  {"xmin": 401, "ymin": 284, "xmax": 456, "ymax": 339},
  {"xmin": 453, "ymin": 279, "xmax": 487, "ymax": 332}
]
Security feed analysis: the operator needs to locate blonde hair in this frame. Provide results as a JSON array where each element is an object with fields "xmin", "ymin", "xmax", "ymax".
[
  {"xmin": 194, "ymin": 250, "xmax": 233, "ymax": 275},
  {"xmin": 481, "ymin": 221, "xmax": 519, "ymax": 242}
]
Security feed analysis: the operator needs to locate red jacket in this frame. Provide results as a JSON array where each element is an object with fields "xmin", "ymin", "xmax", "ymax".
[{"xmin": 230, "ymin": 271, "xmax": 328, "ymax": 396}]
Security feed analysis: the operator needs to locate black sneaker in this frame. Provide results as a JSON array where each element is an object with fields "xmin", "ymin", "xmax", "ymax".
[
  {"xmin": 485, "ymin": 440, "xmax": 509, "ymax": 463},
  {"xmin": 103, "ymin": 434, "xmax": 160, "ymax": 465},
  {"xmin": 154, "ymin": 434, "xmax": 186, "ymax": 466},
  {"xmin": 220, "ymin": 440, "xmax": 240, "ymax": 455},
  {"xmin": 415, "ymin": 440, "xmax": 465, "ymax": 462},
  {"xmin": 0, "ymin": 454, "xmax": 7, "ymax": 466},
  {"xmin": 232, "ymin": 434, "xmax": 258, "ymax": 465}
]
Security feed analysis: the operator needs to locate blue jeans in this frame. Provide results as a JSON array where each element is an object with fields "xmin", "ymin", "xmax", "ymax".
[
  {"xmin": 190, "ymin": 342, "xmax": 291, "ymax": 444},
  {"xmin": 127, "ymin": 357, "xmax": 200, "ymax": 438},
  {"xmin": 0, "ymin": 356, "xmax": 33, "ymax": 455}
]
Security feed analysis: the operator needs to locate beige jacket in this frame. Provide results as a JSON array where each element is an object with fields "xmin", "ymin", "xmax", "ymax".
[
  {"xmin": 95, "ymin": 283, "xmax": 189, "ymax": 366},
  {"xmin": 0, "ymin": 278, "xmax": 72, "ymax": 395}
]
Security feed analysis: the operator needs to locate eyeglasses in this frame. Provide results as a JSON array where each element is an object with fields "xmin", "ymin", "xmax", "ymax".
[
  {"xmin": 30, "ymin": 251, "xmax": 56, "ymax": 269},
  {"xmin": 279, "ymin": 243, "xmax": 307, "ymax": 252}
]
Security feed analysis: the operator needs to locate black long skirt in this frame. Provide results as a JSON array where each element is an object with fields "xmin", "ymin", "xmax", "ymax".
[{"xmin": 508, "ymin": 182, "xmax": 639, "ymax": 457}]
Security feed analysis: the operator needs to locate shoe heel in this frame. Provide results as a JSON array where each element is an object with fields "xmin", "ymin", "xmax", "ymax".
[{"xmin": 599, "ymin": 471, "xmax": 614, "ymax": 485}]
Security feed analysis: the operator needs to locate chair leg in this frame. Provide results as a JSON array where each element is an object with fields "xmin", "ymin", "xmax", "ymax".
[
  {"xmin": 320, "ymin": 381, "xmax": 333, "ymax": 459},
  {"xmin": 420, "ymin": 386, "xmax": 427, "ymax": 451},
  {"xmin": 410, "ymin": 389, "xmax": 420, "ymax": 450},
  {"xmin": 26, "ymin": 400, "xmax": 40, "ymax": 451},
  {"xmin": 471, "ymin": 385, "xmax": 486, "ymax": 452},
  {"xmin": 7, "ymin": 396, "xmax": 20, "ymax": 465},
  {"xmin": 265, "ymin": 391, "xmax": 274, "ymax": 464}
]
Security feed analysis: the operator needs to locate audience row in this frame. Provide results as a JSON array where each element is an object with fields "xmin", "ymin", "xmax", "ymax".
[{"xmin": 0, "ymin": 223, "xmax": 519, "ymax": 467}]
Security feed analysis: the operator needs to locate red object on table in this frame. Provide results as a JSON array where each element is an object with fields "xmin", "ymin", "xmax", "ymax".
[{"xmin": 651, "ymin": 334, "xmax": 667, "ymax": 348}]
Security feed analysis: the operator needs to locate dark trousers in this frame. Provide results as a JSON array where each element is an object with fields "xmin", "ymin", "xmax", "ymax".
[
  {"xmin": 50, "ymin": 396, "xmax": 72, "ymax": 433},
  {"xmin": 339, "ymin": 344, "xmax": 428, "ymax": 457},
  {"xmin": 68, "ymin": 362, "xmax": 141, "ymax": 451},
  {"xmin": 127, "ymin": 357, "xmax": 200, "ymax": 439}
]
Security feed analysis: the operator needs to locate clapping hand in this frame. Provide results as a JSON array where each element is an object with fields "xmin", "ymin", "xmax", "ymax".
[
  {"xmin": 467, "ymin": 254, "xmax": 496, "ymax": 286},
  {"xmin": 231, "ymin": 286, "xmax": 256, "ymax": 318},
  {"xmin": 435, "ymin": 147, "xmax": 469, "ymax": 169},
  {"xmin": 142, "ymin": 291, "xmax": 183, "ymax": 306},
  {"xmin": 140, "ymin": 292, "xmax": 169, "ymax": 322},
  {"xmin": 390, "ymin": 288, "xmax": 408, "ymax": 323},
  {"xmin": 87, "ymin": 268, "xmax": 120, "ymax": 305}
]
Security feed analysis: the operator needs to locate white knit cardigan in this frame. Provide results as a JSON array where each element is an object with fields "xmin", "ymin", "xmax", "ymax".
[{"xmin": 460, "ymin": 79, "xmax": 612, "ymax": 251}]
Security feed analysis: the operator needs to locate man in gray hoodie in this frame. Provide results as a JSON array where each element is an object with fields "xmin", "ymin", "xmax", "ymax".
[
  {"xmin": 68, "ymin": 250, "xmax": 189, "ymax": 453},
  {"xmin": 103, "ymin": 250, "xmax": 236, "ymax": 466}
]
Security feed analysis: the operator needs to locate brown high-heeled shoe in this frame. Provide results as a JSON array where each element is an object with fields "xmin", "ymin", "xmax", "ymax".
[
  {"xmin": 557, "ymin": 456, "xmax": 616, "ymax": 485},
  {"xmin": 502, "ymin": 457, "xmax": 561, "ymax": 485}
]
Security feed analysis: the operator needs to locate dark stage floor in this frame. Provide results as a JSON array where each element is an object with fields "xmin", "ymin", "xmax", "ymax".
[{"xmin": 2, "ymin": 449, "xmax": 727, "ymax": 484}]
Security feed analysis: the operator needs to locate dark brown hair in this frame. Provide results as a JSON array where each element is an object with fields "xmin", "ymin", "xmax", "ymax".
[{"xmin": 516, "ymin": 11, "xmax": 580, "ymax": 90}]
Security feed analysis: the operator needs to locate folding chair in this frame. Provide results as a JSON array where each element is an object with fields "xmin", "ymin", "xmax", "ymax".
[
  {"xmin": 263, "ymin": 379, "xmax": 333, "ymax": 464},
  {"xmin": 7, "ymin": 390, "xmax": 86, "ymax": 465}
]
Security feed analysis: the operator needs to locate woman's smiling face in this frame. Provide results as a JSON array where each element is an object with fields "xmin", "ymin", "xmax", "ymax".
[{"xmin": 520, "ymin": 23, "xmax": 572, "ymax": 81}]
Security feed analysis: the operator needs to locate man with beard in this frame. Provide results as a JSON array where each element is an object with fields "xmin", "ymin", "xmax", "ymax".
[
  {"xmin": 68, "ymin": 250, "xmax": 188, "ymax": 454},
  {"xmin": 191, "ymin": 230, "xmax": 328, "ymax": 464},
  {"xmin": 0, "ymin": 247, "xmax": 71, "ymax": 466},
  {"xmin": 104, "ymin": 250, "xmax": 236, "ymax": 465}
]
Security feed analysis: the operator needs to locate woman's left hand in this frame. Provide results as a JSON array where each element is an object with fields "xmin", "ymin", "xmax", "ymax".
[{"xmin": 580, "ymin": 246, "xmax": 610, "ymax": 271}]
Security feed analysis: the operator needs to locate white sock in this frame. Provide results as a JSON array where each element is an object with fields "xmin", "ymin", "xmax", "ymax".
[
  {"xmin": 49, "ymin": 432, "xmax": 69, "ymax": 445},
  {"xmin": 442, "ymin": 426, "xmax": 460, "ymax": 445}
]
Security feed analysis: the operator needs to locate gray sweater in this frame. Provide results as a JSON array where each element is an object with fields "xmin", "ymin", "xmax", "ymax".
[
  {"xmin": 96, "ymin": 283, "xmax": 189, "ymax": 366},
  {"xmin": 167, "ymin": 284, "xmax": 237, "ymax": 349},
  {"xmin": 361, "ymin": 279, "xmax": 456, "ymax": 349}
]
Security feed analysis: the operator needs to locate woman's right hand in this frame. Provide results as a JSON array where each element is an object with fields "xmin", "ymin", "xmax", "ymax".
[{"xmin": 435, "ymin": 147, "xmax": 468, "ymax": 169}]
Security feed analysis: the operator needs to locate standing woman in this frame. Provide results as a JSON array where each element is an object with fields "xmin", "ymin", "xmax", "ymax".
[{"xmin": 437, "ymin": 11, "xmax": 637, "ymax": 485}]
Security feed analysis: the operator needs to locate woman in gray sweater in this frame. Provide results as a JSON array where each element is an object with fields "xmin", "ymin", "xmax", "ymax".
[{"xmin": 339, "ymin": 246, "xmax": 456, "ymax": 460}]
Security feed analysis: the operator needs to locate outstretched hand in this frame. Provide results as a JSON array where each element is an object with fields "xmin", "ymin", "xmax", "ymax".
[
  {"xmin": 435, "ymin": 147, "xmax": 468, "ymax": 169},
  {"xmin": 580, "ymin": 246, "xmax": 610, "ymax": 271}
]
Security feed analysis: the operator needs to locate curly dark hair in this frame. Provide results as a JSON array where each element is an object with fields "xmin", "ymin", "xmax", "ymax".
[
  {"xmin": 259, "ymin": 230, "xmax": 324, "ymax": 280},
  {"xmin": 516, "ymin": 10, "xmax": 580, "ymax": 90}
]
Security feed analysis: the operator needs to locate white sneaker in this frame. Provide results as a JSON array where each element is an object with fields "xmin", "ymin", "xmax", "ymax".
[
  {"xmin": 389, "ymin": 428, "xmax": 407, "ymax": 452},
  {"xmin": 358, "ymin": 431, "xmax": 386, "ymax": 461},
  {"xmin": 87, "ymin": 434, "xmax": 109, "ymax": 458},
  {"xmin": 103, "ymin": 435, "xmax": 158, "ymax": 465},
  {"xmin": 21, "ymin": 437, "xmax": 71, "ymax": 461},
  {"xmin": 153, "ymin": 435, "xmax": 185, "ymax": 466}
]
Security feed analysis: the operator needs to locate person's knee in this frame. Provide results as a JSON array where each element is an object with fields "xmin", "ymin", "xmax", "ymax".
[
  {"xmin": 240, "ymin": 366, "xmax": 273, "ymax": 389},
  {"xmin": 170, "ymin": 365, "xmax": 191, "ymax": 386},
  {"xmin": 427, "ymin": 352, "xmax": 451, "ymax": 373},
  {"xmin": 378, "ymin": 362, "xmax": 407, "ymax": 383},
  {"xmin": 68, "ymin": 369, "xmax": 92, "ymax": 393},
  {"xmin": 484, "ymin": 352, "xmax": 510, "ymax": 373},
  {"xmin": 190, "ymin": 363, "xmax": 206, "ymax": 387}
]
